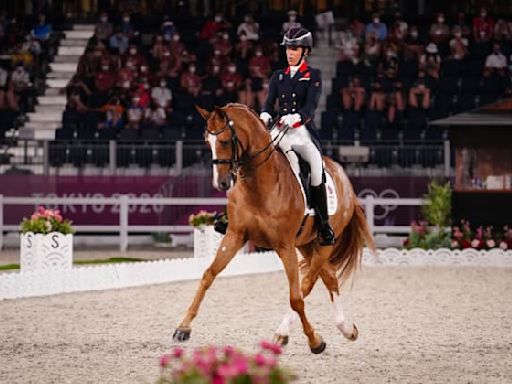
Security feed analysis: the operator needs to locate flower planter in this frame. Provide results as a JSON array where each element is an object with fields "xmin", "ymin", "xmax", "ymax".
[
  {"xmin": 193, "ymin": 226, "xmax": 223, "ymax": 259},
  {"xmin": 20, "ymin": 232, "xmax": 73, "ymax": 273}
]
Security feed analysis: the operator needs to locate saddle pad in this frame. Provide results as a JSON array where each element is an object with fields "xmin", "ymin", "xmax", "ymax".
[{"xmin": 290, "ymin": 164, "xmax": 338, "ymax": 217}]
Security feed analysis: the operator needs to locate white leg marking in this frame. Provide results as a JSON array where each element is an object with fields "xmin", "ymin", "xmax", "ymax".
[
  {"xmin": 276, "ymin": 309, "xmax": 298, "ymax": 336},
  {"xmin": 207, "ymin": 133, "xmax": 219, "ymax": 189},
  {"xmin": 332, "ymin": 292, "xmax": 354, "ymax": 336}
]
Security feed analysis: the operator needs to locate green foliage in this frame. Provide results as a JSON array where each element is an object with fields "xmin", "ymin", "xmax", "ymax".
[
  {"xmin": 422, "ymin": 181, "xmax": 452, "ymax": 228},
  {"xmin": 188, "ymin": 210, "xmax": 218, "ymax": 227}
]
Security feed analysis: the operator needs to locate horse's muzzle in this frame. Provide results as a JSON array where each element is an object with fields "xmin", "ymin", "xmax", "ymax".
[{"xmin": 217, "ymin": 174, "xmax": 234, "ymax": 191}]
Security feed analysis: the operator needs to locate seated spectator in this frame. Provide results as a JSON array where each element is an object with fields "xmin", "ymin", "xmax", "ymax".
[
  {"xmin": 393, "ymin": 12, "xmax": 408, "ymax": 41},
  {"xmin": 473, "ymin": 7, "xmax": 494, "ymax": 43},
  {"xmin": 282, "ymin": 10, "xmax": 301, "ymax": 34},
  {"xmin": 453, "ymin": 12, "xmax": 472, "ymax": 38},
  {"xmin": 22, "ymin": 34, "xmax": 42, "ymax": 60},
  {"xmin": 126, "ymin": 96, "xmax": 145, "ymax": 129},
  {"xmin": 237, "ymin": 14, "xmax": 259, "ymax": 41},
  {"xmin": 169, "ymin": 32, "xmax": 186, "ymax": 57},
  {"xmin": 408, "ymin": 72, "xmax": 431, "ymax": 110},
  {"xmin": 213, "ymin": 31, "xmax": 233, "ymax": 57},
  {"xmin": 31, "ymin": 13, "xmax": 52, "ymax": 41},
  {"xmin": 485, "ymin": 43, "xmax": 508, "ymax": 72},
  {"xmin": 109, "ymin": 29, "xmax": 129, "ymax": 55},
  {"xmin": 365, "ymin": 13, "xmax": 387, "ymax": 41},
  {"xmin": 180, "ymin": 63, "xmax": 202, "ymax": 97},
  {"xmin": 146, "ymin": 102, "xmax": 169, "ymax": 129},
  {"xmin": 364, "ymin": 32, "xmax": 382, "ymax": 66},
  {"xmin": 429, "ymin": 12, "xmax": 450, "ymax": 45},
  {"xmin": 66, "ymin": 74, "xmax": 92, "ymax": 104},
  {"xmin": 98, "ymin": 96, "xmax": 124, "ymax": 131},
  {"xmin": 150, "ymin": 35, "xmax": 165, "ymax": 61},
  {"xmin": 133, "ymin": 81, "xmax": 151, "ymax": 108},
  {"xmin": 235, "ymin": 33, "xmax": 254, "ymax": 63},
  {"xmin": 157, "ymin": 49, "xmax": 182, "ymax": 80},
  {"xmin": 160, "ymin": 15, "xmax": 175, "ymax": 41},
  {"xmin": 379, "ymin": 48, "xmax": 400, "ymax": 77},
  {"xmin": 94, "ymin": 12, "xmax": 113, "ymax": 43},
  {"xmin": 341, "ymin": 76, "xmax": 365, "ymax": 111},
  {"xmin": 125, "ymin": 45, "xmax": 146, "ymax": 68},
  {"xmin": 404, "ymin": 26, "xmax": 423, "ymax": 58},
  {"xmin": 494, "ymin": 18, "xmax": 512, "ymax": 41},
  {"xmin": 120, "ymin": 12, "xmax": 136, "ymax": 40},
  {"xmin": 349, "ymin": 17, "xmax": 366, "ymax": 42},
  {"xmin": 248, "ymin": 47, "xmax": 271, "ymax": 109},
  {"xmin": 337, "ymin": 24, "xmax": 359, "ymax": 63},
  {"xmin": 219, "ymin": 62, "xmax": 244, "ymax": 104},
  {"xmin": 386, "ymin": 77, "xmax": 405, "ymax": 123},
  {"xmin": 199, "ymin": 12, "xmax": 230, "ymax": 42},
  {"xmin": 449, "ymin": 27, "xmax": 469, "ymax": 60},
  {"xmin": 420, "ymin": 43, "xmax": 441, "ymax": 79},
  {"xmin": 63, "ymin": 90, "xmax": 89, "ymax": 131},
  {"xmin": 368, "ymin": 72, "xmax": 387, "ymax": 112},
  {"xmin": 201, "ymin": 64, "xmax": 223, "ymax": 102},
  {"xmin": 151, "ymin": 79, "xmax": 172, "ymax": 113},
  {"xmin": 93, "ymin": 61, "xmax": 116, "ymax": 106},
  {"xmin": 10, "ymin": 62, "xmax": 32, "ymax": 110}
]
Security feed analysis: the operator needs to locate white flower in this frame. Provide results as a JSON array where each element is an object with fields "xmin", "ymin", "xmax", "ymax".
[
  {"xmin": 499, "ymin": 241, "xmax": 508, "ymax": 250},
  {"xmin": 486, "ymin": 239, "xmax": 495, "ymax": 248},
  {"xmin": 450, "ymin": 240, "xmax": 459, "ymax": 248},
  {"xmin": 45, "ymin": 220, "xmax": 52, "ymax": 232},
  {"xmin": 471, "ymin": 239, "xmax": 480, "ymax": 248}
]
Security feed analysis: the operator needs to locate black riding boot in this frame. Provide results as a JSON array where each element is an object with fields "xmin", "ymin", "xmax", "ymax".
[
  {"xmin": 213, "ymin": 212, "xmax": 228, "ymax": 235},
  {"xmin": 310, "ymin": 184, "xmax": 335, "ymax": 246}
]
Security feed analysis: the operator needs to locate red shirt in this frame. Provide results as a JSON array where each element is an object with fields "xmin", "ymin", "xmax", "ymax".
[
  {"xmin": 220, "ymin": 72, "xmax": 243, "ymax": 92},
  {"xmin": 473, "ymin": 16, "xmax": 494, "ymax": 38},
  {"xmin": 249, "ymin": 55, "xmax": 271, "ymax": 78},
  {"xmin": 94, "ymin": 70, "xmax": 116, "ymax": 92}
]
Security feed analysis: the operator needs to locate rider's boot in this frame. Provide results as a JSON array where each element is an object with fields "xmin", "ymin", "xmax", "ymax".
[
  {"xmin": 310, "ymin": 184, "xmax": 335, "ymax": 246},
  {"xmin": 213, "ymin": 212, "xmax": 228, "ymax": 235}
]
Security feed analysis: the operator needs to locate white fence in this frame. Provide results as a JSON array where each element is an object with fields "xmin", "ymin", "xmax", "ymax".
[
  {"xmin": 0, "ymin": 195, "xmax": 422, "ymax": 251},
  {"xmin": 1, "ymin": 248, "xmax": 511, "ymax": 301}
]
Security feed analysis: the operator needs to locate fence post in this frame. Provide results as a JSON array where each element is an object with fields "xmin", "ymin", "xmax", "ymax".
[
  {"xmin": 444, "ymin": 140, "xmax": 450, "ymax": 178},
  {"xmin": 119, "ymin": 195, "xmax": 129, "ymax": 252},
  {"xmin": 364, "ymin": 195, "xmax": 375, "ymax": 236},
  {"xmin": 109, "ymin": 140, "xmax": 116, "ymax": 175},
  {"xmin": 175, "ymin": 140, "xmax": 183, "ymax": 174},
  {"xmin": 0, "ymin": 194, "xmax": 3, "ymax": 251},
  {"xmin": 43, "ymin": 140, "xmax": 49, "ymax": 176}
]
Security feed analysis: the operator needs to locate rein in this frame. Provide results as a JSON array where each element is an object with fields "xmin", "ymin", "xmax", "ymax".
[{"xmin": 206, "ymin": 109, "xmax": 290, "ymax": 180}]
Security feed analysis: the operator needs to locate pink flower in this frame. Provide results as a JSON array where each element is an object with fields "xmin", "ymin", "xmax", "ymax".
[
  {"xmin": 486, "ymin": 239, "xmax": 496, "ymax": 248},
  {"xmin": 217, "ymin": 363, "xmax": 238, "ymax": 378},
  {"xmin": 54, "ymin": 213, "xmax": 63, "ymax": 223},
  {"xmin": 223, "ymin": 345, "xmax": 236, "ymax": 357},
  {"xmin": 499, "ymin": 241, "xmax": 508, "ymax": 250},
  {"xmin": 212, "ymin": 375, "xmax": 225, "ymax": 384},
  {"xmin": 259, "ymin": 340, "xmax": 283, "ymax": 355},
  {"xmin": 254, "ymin": 353, "xmax": 267, "ymax": 366},
  {"xmin": 30, "ymin": 213, "xmax": 40, "ymax": 221},
  {"xmin": 37, "ymin": 206, "xmax": 46, "ymax": 215},
  {"xmin": 451, "ymin": 240, "xmax": 460, "ymax": 249},
  {"xmin": 232, "ymin": 357, "xmax": 249, "ymax": 375},
  {"xmin": 171, "ymin": 347, "xmax": 184, "ymax": 358},
  {"xmin": 471, "ymin": 239, "xmax": 481, "ymax": 248},
  {"xmin": 159, "ymin": 354, "xmax": 171, "ymax": 367}
]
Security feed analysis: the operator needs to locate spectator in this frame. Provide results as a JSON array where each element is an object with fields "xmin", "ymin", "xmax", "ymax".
[
  {"xmin": 120, "ymin": 12, "xmax": 136, "ymax": 40},
  {"xmin": 109, "ymin": 29, "xmax": 129, "ymax": 55},
  {"xmin": 22, "ymin": 34, "xmax": 42, "ymax": 59},
  {"xmin": 199, "ymin": 12, "xmax": 230, "ymax": 41},
  {"xmin": 116, "ymin": 58, "xmax": 137, "ymax": 90},
  {"xmin": 408, "ymin": 71, "xmax": 431, "ymax": 110},
  {"xmin": 180, "ymin": 63, "xmax": 202, "ymax": 97},
  {"xmin": 126, "ymin": 96, "xmax": 144, "ymax": 129},
  {"xmin": 420, "ymin": 43, "xmax": 441, "ymax": 79},
  {"xmin": 150, "ymin": 34, "xmax": 165, "ymax": 60},
  {"xmin": 201, "ymin": 64, "xmax": 223, "ymax": 103},
  {"xmin": 449, "ymin": 27, "xmax": 469, "ymax": 60},
  {"xmin": 404, "ymin": 26, "xmax": 423, "ymax": 57},
  {"xmin": 235, "ymin": 33, "xmax": 254, "ymax": 62},
  {"xmin": 10, "ymin": 62, "xmax": 31, "ymax": 110},
  {"xmin": 365, "ymin": 13, "xmax": 387, "ymax": 41},
  {"xmin": 473, "ymin": 7, "xmax": 494, "ymax": 43},
  {"xmin": 386, "ymin": 75, "xmax": 405, "ymax": 123},
  {"xmin": 98, "ymin": 96, "xmax": 124, "ymax": 131},
  {"xmin": 392, "ymin": 12, "xmax": 408, "ymax": 41},
  {"xmin": 219, "ymin": 62, "xmax": 244, "ymax": 103},
  {"xmin": 282, "ymin": 10, "xmax": 301, "ymax": 34},
  {"xmin": 429, "ymin": 12, "xmax": 450, "ymax": 45},
  {"xmin": 248, "ymin": 47, "xmax": 271, "ymax": 109},
  {"xmin": 494, "ymin": 18, "xmax": 512, "ymax": 41},
  {"xmin": 125, "ymin": 45, "xmax": 146, "ymax": 68},
  {"xmin": 146, "ymin": 102, "xmax": 168, "ymax": 129},
  {"xmin": 337, "ymin": 24, "xmax": 359, "ymax": 63},
  {"xmin": 453, "ymin": 12, "xmax": 472, "ymax": 38},
  {"xmin": 94, "ymin": 12, "xmax": 113, "ymax": 42},
  {"xmin": 31, "ymin": 13, "xmax": 52, "ymax": 41},
  {"xmin": 485, "ymin": 43, "xmax": 508, "ymax": 71},
  {"xmin": 350, "ymin": 17, "xmax": 366, "ymax": 42},
  {"xmin": 368, "ymin": 72, "xmax": 386, "ymax": 112},
  {"xmin": 161, "ymin": 15, "xmax": 175, "ymax": 41},
  {"xmin": 93, "ymin": 61, "xmax": 116, "ymax": 106},
  {"xmin": 364, "ymin": 31, "xmax": 382, "ymax": 66},
  {"xmin": 169, "ymin": 32, "xmax": 186, "ymax": 57},
  {"xmin": 237, "ymin": 14, "xmax": 259, "ymax": 41},
  {"xmin": 213, "ymin": 31, "xmax": 233, "ymax": 57},
  {"xmin": 151, "ymin": 78, "xmax": 172, "ymax": 112},
  {"xmin": 341, "ymin": 76, "xmax": 365, "ymax": 111}
]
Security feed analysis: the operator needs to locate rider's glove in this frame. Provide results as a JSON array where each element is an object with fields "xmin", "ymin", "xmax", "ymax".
[
  {"xmin": 259, "ymin": 112, "xmax": 272, "ymax": 126},
  {"xmin": 279, "ymin": 113, "xmax": 302, "ymax": 128}
]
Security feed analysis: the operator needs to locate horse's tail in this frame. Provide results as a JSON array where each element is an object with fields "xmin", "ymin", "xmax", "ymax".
[{"xmin": 329, "ymin": 203, "xmax": 375, "ymax": 282}]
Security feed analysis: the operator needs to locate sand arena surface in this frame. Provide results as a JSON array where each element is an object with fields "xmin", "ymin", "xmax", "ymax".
[{"xmin": 0, "ymin": 267, "xmax": 511, "ymax": 383}]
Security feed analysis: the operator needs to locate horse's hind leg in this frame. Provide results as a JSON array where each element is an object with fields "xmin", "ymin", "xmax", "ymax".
[
  {"xmin": 173, "ymin": 232, "xmax": 245, "ymax": 342},
  {"xmin": 277, "ymin": 245, "xmax": 326, "ymax": 354},
  {"xmin": 319, "ymin": 266, "xmax": 359, "ymax": 341}
]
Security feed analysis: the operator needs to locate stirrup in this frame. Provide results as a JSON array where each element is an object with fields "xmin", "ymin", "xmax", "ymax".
[{"xmin": 318, "ymin": 223, "xmax": 335, "ymax": 246}]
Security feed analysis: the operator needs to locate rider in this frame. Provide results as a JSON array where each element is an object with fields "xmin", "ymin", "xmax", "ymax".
[{"xmin": 258, "ymin": 27, "xmax": 335, "ymax": 246}]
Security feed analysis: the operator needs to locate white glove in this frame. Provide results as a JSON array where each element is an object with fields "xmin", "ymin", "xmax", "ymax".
[
  {"xmin": 259, "ymin": 111, "xmax": 272, "ymax": 126},
  {"xmin": 279, "ymin": 113, "xmax": 302, "ymax": 128}
]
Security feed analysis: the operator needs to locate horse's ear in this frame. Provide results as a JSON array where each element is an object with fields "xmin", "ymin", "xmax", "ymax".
[{"xmin": 195, "ymin": 105, "xmax": 211, "ymax": 120}]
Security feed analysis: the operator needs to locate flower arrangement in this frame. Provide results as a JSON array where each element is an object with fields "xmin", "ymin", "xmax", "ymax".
[
  {"xmin": 20, "ymin": 206, "xmax": 74, "ymax": 234},
  {"xmin": 451, "ymin": 221, "xmax": 512, "ymax": 250},
  {"xmin": 188, "ymin": 210, "xmax": 218, "ymax": 227},
  {"xmin": 403, "ymin": 220, "xmax": 451, "ymax": 249},
  {"xmin": 156, "ymin": 341, "xmax": 294, "ymax": 384}
]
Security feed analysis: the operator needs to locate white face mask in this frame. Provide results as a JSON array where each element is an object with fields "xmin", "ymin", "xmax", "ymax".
[
  {"xmin": 228, "ymin": 66, "xmax": 236, "ymax": 73},
  {"xmin": 255, "ymin": 51, "xmax": 262, "ymax": 56},
  {"xmin": 215, "ymin": 16, "xmax": 222, "ymax": 23},
  {"xmin": 213, "ymin": 66, "xmax": 220, "ymax": 74},
  {"xmin": 102, "ymin": 65, "xmax": 109, "ymax": 71},
  {"xmin": 373, "ymin": 18, "xmax": 380, "ymax": 24},
  {"xmin": 223, "ymin": 34, "xmax": 229, "ymax": 40},
  {"xmin": 101, "ymin": 17, "xmax": 107, "ymax": 22},
  {"xmin": 289, "ymin": 16, "xmax": 296, "ymax": 22},
  {"xmin": 240, "ymin": 35, "xmax": 247, "ymax": 41},
  {"xmin": 172, "ymin": 35, "xmax": 180, "ymax": 41},
  {"xmin": 189, "ymin": 66, "xmax": 196, "ymax": 73},
  {"xmin": 130, "ymin": 48, "xmax": 136, "ymax": 55},
  {"xmin": 160, "ymin": 81, "xmax": 166, "ymax": 87},
  {"xmin": 438, "ymin": 17, "xmax": 445, "ymax": 23},
  {"xmin": 123, "ymin": 17, "xmax": 130, "ymax": 23}
]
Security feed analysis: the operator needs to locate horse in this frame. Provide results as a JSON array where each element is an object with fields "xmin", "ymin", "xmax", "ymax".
[{"xmin": 173, "ymin": 103, "xmax": 375, "ymax": 353}]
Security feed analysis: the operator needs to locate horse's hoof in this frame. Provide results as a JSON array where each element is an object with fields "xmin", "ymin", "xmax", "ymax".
[
  {"xmin": 346, "ymin": 324, "xmax": 359, "ymax": 341},
  {"xmin": 273, "ymin": 334, "xmax": 289, "ymax": 346},
  {"xmin": 310, "ymin": 340, "xmax": 327, "ymax": 354},
  {"xmin": 172, "ymin": 328, "xmax": 191, "ymax": 342}
]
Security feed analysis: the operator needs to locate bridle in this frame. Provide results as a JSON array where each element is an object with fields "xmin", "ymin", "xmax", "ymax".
[{"xmin": 205, "ymin": 109, "xmax": 288, "ymax": 182}]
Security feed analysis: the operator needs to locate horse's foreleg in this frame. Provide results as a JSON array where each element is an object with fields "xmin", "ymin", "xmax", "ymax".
[
  {"xmin": 277, "ymin": 246, "xmax": 326, "ymax": 354},
  {"xmin": 319, "ymin": 267, "xmax": 359, "ymax": 342},
  {"xmin": 173, "ymin": 233, "xmax": 245, "ymax": 342}
]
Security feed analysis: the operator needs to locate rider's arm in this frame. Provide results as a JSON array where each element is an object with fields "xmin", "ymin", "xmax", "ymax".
[
  {"xmin": 297, "ymin": 68, "xmax": 322, "ymax": 125},
  {"xmin": 262, "ymin": 71, "xmax": 279, "ymax": 117}
]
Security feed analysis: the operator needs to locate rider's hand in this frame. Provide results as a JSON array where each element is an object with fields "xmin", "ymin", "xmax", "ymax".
[
  {"xmin": 259, "ymin": 111, "xmax": 272, "ymax": 126},
  {"xmin": 279, "ymin": 113, "xmax": 302, "ymax": 128}
]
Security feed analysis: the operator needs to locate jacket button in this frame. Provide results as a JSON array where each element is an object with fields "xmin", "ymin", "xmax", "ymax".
[
  {"xmin": 281, "ymin": 94, "xmax": 285, "ymax": 98},
  {"xmin": 283, "ymin": 108, "xmax": 288, "ymax": 112},
  {"xmin": 292, "ymin": 101, "xmax": 296, "ymax": 105},
  {"xmin": 291, "ymin": 108, "xmax": 296, "ymax": 112}
]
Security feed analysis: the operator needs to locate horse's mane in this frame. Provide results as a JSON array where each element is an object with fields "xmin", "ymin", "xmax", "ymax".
[{"xmin": 221, "ymin": 103, "xmax": 268, "ymax": 133}]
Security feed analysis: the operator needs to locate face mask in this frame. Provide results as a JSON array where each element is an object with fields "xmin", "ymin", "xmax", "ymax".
[
  {"xmin": 438, "ymin": 17, "xmax": 445, "ymax": 23},
  {"xmin": 215, "ymin": 16, "xmax": 222, "ymax": 23},
  {"xmin": 160, "ymin": 81, "xmax": 166, "ymax": 87},
  {"xmin": 289, "ymin": 16, "xmax": 296, "ymax": 22},
  {"xmin": 143, "ymin": 83, "xmax": 149, "ymax": 90},
  {"xmin": 228, "ymin": 66, "xmax": 236, "ymax": 73},
  {"xmin": 455, "ymin": 32, "xmax": 462, "ymax": 38},
  {"xmin": 172, "ymin": 35, "xmax": 180, "ymax": 41},
  {"xmin": 101, "ymin": 17, "xmax": 107, "ymax": 22},
  {"xmin": 127, "ymin": 63, "xmax": 134, "ymax": 69},
  {"xmin": 102, "ymin": 65, "xmax": 109, "ymax": 71},
  {"xmin": 255, "ymin": 51, "xmax": 262, "ymax": 56},
  {"xmin": 223, "ymin": 34, "xmax": 229, "ymax": 40},
  {"xmin": 163, "ymin": 51, "xmax": 170, "ymax": 57},
  {"xmin": 214, "ymin": 50, "xmax": 220, "ymax": 55},
  {"xmin": 240, "ymin": 35, "xmax": 247, "ymax": 41},
  {"xmin": 373, "ymin": 18, "xmax": 380, "ymax": 24},
  {"xmin": 244, "ymin": 17, "xmax": 251, "ymax": 23},
  {"xmin": 189, "ymin": 67, "xmax": 196, "ymax": 73},
  {"xmin": 123, "ymin": 17, "xmax": 130, "ymax": 23},
  {"xmin": 130, "ymin": 49, "xmax": 136, "ymax": 55},
  {"xmin": 411, "ymin": 31, "xmax": 418, "ymax": 38},
  {"xmin": 481, "ymin": 12, "xmax": 487, "ymax": 17},
  {"xmin": 123, "ymin": 81, "xmax": 130, "ymax": 88},
  {"xmin": 141, "ymin": 66, "xmax": 147, "ymax": 72},
  {"xmin": 213, "ymin": 66, "xmax": 220, "ymax": 74}
]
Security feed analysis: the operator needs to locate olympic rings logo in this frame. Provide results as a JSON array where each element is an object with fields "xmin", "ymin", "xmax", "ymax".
[{"xmin": 357, "ymin": 188, "xmax": 400, "ymax": 220}]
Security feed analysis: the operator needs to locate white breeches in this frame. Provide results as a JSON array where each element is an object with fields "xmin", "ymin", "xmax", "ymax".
[{"xmin": 271, "ymin": 124, "xmax": 323, "ymax": 186}]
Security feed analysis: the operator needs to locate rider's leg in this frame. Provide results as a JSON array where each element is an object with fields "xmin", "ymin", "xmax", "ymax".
[{"xmin": 290, "ymin": 127, "xmax": 335, "ymax": 246}]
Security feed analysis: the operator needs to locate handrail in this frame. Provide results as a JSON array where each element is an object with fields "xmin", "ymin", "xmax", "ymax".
[{"xmin": 0, "ymin": 194, "xmax": 424, "ymax": 251}]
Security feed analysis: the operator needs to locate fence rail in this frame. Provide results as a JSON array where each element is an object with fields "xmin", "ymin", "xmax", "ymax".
[{"xmin": 0, "ymin": 194, "xmax": 424, "ymax": 251}]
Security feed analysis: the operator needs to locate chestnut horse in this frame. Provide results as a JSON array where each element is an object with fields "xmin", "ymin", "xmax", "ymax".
[{"xmin": 173, "ymin": 103, "xmax": 375, "ymax": 353}]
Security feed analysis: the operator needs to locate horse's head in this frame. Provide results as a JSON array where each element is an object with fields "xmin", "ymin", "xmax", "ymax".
[{"xmin": 197, "ymin": 105, "xmax": 242, "ymax": 191}]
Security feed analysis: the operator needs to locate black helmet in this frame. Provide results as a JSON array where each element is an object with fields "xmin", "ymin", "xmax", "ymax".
[{"xmin": 281, "ymin": 27, "xmax": 313, "ymax": 52}]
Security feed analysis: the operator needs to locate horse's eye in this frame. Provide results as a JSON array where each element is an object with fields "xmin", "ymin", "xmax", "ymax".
[{"xmin": 219, "ymin": 140, "xmax": 230, "ymax": 147}]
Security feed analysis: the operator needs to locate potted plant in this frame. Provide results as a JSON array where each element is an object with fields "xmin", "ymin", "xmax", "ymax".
[
  {"xmin": 19, "ymin": 206, "xmax": 74, "ymax": 273},
  {"xmin": 156, "ymin": 341, "xmax": 295, "ymax": 384},
  {"xmin": 152, "ymin": 232, "xmax": 173, "ymax": 248},
  {"xmin": 189, "ymin": 210, "xmax": 223, "ymax": 259}
]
